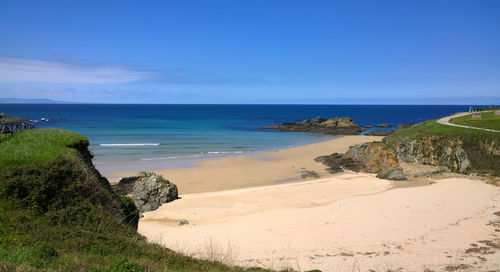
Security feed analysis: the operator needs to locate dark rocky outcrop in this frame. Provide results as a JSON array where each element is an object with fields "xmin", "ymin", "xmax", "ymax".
[
  {"xmin": 376, "ymin": 168, "xmax": 407, "ymax": 180},
  {"xmin": 263, "ymin": 116, "xmax": 364, "ymax": 135},
  {"xmin": 376, "ymin": 124, "xmax": 392, "ymax": 128},
  {"xmin": 113, "ymin": 172, "xmax": 178, "ymax": 213},
  {"xmin": 315, "ymin": 142, "xmax": 407, "ymax": 180},
  {"xmin": 343, "ymin": 142, "xmax": 400, "ymax": 174}
]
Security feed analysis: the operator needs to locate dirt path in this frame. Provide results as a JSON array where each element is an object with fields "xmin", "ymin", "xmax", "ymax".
[{"xmin": 437, "ymin": 112, "xmax": 500, "ymax": 133}]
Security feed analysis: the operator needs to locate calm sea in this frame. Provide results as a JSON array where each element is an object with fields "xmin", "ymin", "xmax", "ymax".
[{"xmin": 1, "ymin": 104, "xmax": 472, "ymax": 177}]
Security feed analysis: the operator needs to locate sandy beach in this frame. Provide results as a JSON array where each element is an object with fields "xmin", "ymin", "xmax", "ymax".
[
  {"xmin": 116, "ymin": 135, "xmax": 384, "ymax": 194},
  {"xmin": 135, "ymin": 136, "xmax": 500, "ymax": 271}
]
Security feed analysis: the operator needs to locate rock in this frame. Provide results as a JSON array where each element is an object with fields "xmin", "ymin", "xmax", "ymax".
[
  {"xmin": 376, "ymin": 168, "xmax": 407, "ymax": 180},
  {"xmin": 389, "ymin": 134, "xmax": 472, "ymax": 173},
  {"xmin": 300, "ymin": 170, "xmax": 320, "ymax": 179},
  {"xmin": 325, "ymin": 165, "xmax": 344, "ymax": 174},
  {"xmin": 314, "ymin": 152, "xmax": 359, "ymax": 172},
  {"xmin": 113, "ymin": 172, "xmax": 178, "ymax": 213},
  {"xmin": 413, "ymin": 166, "xmax": 450, "ymax": 178},
  {"xmin": 364, "ymin": 125, "xmax": 373, "ymax": 128},
  {"xmin": 178, "ymin": 219, "xmax": 189, "ymax": 226},
  {"xmin": 315, "ymin": 143, "xmax": 404, "ymax": 179},
  {"xmin": 365, "ymin": 130, "xmax": 391, "ymax": 136},
  {"xmin": 343, "ymin": 143, "xmax": 399, "ymax": 173},
  {"xmin": 263, "ymin": 116, "xmax": 364, "ymax": 135},
  {"xmin": 376, "ymin": 124, "xmax": 392, "ymax": 128}
]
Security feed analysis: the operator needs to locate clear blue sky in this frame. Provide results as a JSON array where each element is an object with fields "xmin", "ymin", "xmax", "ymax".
[{"xmin": 0, "ymin": 0, "xmax": 499, "ymax": 104}]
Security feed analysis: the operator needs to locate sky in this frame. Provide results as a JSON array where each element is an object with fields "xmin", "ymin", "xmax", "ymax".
[{"xmin": 0, "ymin": 0, "xmax": 499, "ymax": 104}]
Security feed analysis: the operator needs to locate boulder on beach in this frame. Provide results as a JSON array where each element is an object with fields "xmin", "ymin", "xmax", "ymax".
[{"xmin": 112, "ymin": 172, "xmax": 178, "ymax": 213}]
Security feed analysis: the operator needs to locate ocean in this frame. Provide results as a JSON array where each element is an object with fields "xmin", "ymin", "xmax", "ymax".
[{"xmin": 1, "ymin": 104, "xmax": 472, "ymax": 178}]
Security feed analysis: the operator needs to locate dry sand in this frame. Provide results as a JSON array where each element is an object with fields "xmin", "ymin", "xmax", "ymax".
[
  {"xmin": 140, "ymin": 177, "xmax": 500, "ymax": 271},
  {"xmin": 133, "ymin": 135, "xmax": 500, "ymax": 271},
  {"xmin": 117, "ymin": 135, "xmax": 384, "ymax": 194}
]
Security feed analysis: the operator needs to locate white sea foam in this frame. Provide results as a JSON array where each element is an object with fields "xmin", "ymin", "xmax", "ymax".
[
  {"xmin": 206, "ymin": 151, "xmax": 245, "ymax": 154},
  {"xmin": 142, "ymin": 154, "xmax": 204, "ymax": 161},
  {"xmin": 100, "ymin": 143, "xmax": 160, "ymax": 147}
]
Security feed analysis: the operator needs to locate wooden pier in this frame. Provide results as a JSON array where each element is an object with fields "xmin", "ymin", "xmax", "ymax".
[{"xmin": 0, "ymin": 113, "xmax": 35, "ymax": 138}]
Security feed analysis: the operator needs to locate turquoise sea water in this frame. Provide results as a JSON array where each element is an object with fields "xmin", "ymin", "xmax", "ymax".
[{"xmin": 1, "ymin": 104, "xmax": 472, "ymax": 177}]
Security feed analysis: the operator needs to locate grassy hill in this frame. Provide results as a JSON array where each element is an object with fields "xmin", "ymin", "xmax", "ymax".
[
  {"xmin": 450, "ymin": 111, "xmax": 500, "ymax": 131},
  {"xmin": 0, "ymin": 129, "xmax": 276, "ymax": 271}
]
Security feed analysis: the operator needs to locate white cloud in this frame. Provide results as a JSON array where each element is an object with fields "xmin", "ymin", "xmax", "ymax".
[{"xmin": 0, "ymin": 57, "xmax": 155, "ymax": 83}]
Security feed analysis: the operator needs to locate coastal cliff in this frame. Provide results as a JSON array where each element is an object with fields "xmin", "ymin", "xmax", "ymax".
[
  {"xmin": 0, "ymin": 129, "xmax": 256, "ymax": 271},
  {"xmin": 263, "ymin": 116, "xmax": 364, "ymax": 135},
  {"xmin": 384, "ymin": 122, "xmax": 500, "ymax": 176},
  {"xmin": 315, "ymin": 119, "xmax": 500, "ymax": 179}
]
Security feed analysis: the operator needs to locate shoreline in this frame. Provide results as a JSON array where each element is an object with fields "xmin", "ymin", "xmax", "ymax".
[
  {"xmin": 96, "ymin": 133, "xmax": 336, "ymax": 183},
  {"xmin": 112, "ymin": 135, "xmax": 384, "ymax": 194}
]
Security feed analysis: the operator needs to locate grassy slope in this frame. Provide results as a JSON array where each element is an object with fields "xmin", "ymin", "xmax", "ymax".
[
  {"xmin": 449, "ymin": 111, "xmax": 500, "ymax": 130},
  {"xmin": 387, "ymin": 118, "xmax": 498, "ymax": 142},
  {"xmin": 0, "ymin": 129, "xmax": 277, "ymax": 272},
  {"xmin": 0, "ymin": 128, "xmax": 87, "ymax": 170}
]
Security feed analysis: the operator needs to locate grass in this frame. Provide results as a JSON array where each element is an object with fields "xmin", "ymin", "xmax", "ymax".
[
  {"xmin": 0, "ymin": 129, "xmax": 282, "ymax": 271},
  {"xmin": 450, "ymin": 111, "xmax": 500, "ymax": 131},
  {"xmin": 0, "ymin": 128, "xmax": 87, "ymax": 170},
  {"xmin": 387, "ymin": 118, "xmax": 499, "ymax": 143}
]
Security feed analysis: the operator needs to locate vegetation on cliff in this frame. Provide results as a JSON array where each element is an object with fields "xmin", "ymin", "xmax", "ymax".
[
  {"xmin": 384, "ymin": 119, "xmax": 500, "ymax": 176},
  {"xmin": 0, "ymin": 129, "xmax": 273, "ymax": 271}
]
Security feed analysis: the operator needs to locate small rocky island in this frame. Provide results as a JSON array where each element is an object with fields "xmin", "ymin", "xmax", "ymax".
[{"xmin": 263, "ymin": 116, "xmax": 364, "ymax": 135}]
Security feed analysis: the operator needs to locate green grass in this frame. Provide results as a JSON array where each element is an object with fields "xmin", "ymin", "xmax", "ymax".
[
  {"xmin": 0, "ymin": 129, "xmax": 282, "ymax": 271},
  {"xmin": 450, "ymin": 111, "xmax": 500, "ymax": 131},
  {"xmin": 0, "ymin": 128, "xmax": 87, "ymax": 170},
  {"xmin": 387, "ymin": 118, "xmax": 498, "ymax": 143}
]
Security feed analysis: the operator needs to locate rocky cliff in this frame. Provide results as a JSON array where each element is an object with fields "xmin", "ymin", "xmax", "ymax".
[
  {"xmin": 385, "ymin": 133, "xmax": 500, "ymax": 175},
  {"xmin": 263, "ymin": 116, "xmax": 364, "ymax": 135},
  {"xmin": 315, "ymin": 142, "xmax": 407, "ymax": 180}
]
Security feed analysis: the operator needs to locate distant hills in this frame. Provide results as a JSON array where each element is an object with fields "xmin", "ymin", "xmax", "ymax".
[{"xmin": 0, "ymin": 98, "xmax": 75, "ymax": 103}]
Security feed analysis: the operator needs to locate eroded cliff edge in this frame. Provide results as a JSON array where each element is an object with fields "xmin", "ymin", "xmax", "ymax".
[{"xmin": 315, "ymin": 119, "xmax": 500, "ymax": 179}]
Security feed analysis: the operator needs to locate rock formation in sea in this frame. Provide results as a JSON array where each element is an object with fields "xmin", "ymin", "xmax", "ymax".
[
  {"xmin": 263, "ymin": 116, "xmax": 364, "ymax": 135},
  {"xmin": 113, "ymin": 172, "xmax": 178, "ymax": 213}
]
